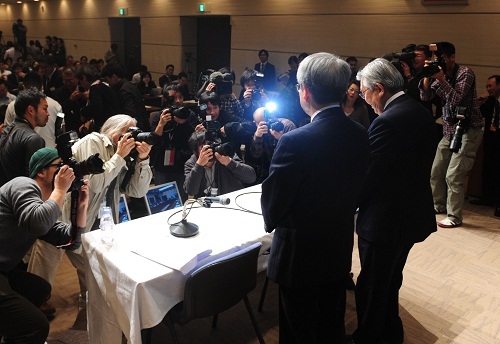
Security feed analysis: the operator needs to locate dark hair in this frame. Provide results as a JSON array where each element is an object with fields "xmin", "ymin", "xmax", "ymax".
[
  {"xmin": 188, "ymin": 131, "xmax": 208, "ymax": 156},
  {"xmin": 23, "ymin": 72, "xmax": 43, "ymax": 90},
  {"xmin": 177, "ymin": 71, "xmax": 188, "ymax": 79},
  {"xmin": 61, "ymin": 66, "xmax": 76, "ymax": 76},
  {"xmin": 298, "ymin": 52, "xmax": 309, "ymax": 61},
  {"xmin": 488, "ymin": 75, "xmax": 500, "ymax": 85},
  {"xmin": 288, "ymin": 56, "xmax": 299, "ymax": 65},
  {"xmin": 258, "ymin": 49, "xmax": 269, "ymax": 57},
  {"xmin": 346, "ymin": 56, "xmax": 358, "ymax": 63},
  {"xmin": 165, "ymin": 64, "xmax": 174, "ymax": 70},
  {"xmin": 14, "ymin": 88, "xmax": 46, "ymax": 118},
  {"xmin": 0, "ymin": 78, "xmax": 6, "ymax": 87},
  {"xmin": 341, "ymin": 80, "xmax": 364, "ymax": 107},
  {"xmin": 199, "ymin": 91, "xmax": 221, "ymax": 106},
  {"xmin": 138, "ymin": 65, "xmax": 148, "ymax": 73},
  {"xmin": 437, "ymin": 42, "xmax": 455, "ymax": 57},
  {"xmin": 240, "ymin": 69, "xmax": 257, "ymax": 87},
  {"xmin": 415, "ymin": 44, "xmax": 432, "ymax": 58},
  {"xmin": 101, "ymin": 62, "xmax": 125, "ymax": 79},
  {"xmin": 140, "ymin": 71, "xmax": 152, "ymax": 80}
]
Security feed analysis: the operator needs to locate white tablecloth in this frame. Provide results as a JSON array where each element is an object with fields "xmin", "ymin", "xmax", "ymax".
[{"xmin": 82, "ymin": 185, "xmax": 272, "ymax": 344}]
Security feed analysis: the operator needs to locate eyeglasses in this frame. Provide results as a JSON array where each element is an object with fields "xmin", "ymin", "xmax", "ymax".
[
  {"xmin": 295, "ymin": 84, "xmax": 302, "ymax": 92},
  {"xmin": 47, "ymin": 162, "xmax": 64, "ymax": 168},
  {"xmin": 359, "ymin": 88, "xmax": 369, "ymax": 100}
]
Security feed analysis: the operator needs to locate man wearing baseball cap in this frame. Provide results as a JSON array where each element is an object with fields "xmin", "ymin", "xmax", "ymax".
[{"xmin": 0, "ymin": 147, "xmax": 89, "ymax": 344}]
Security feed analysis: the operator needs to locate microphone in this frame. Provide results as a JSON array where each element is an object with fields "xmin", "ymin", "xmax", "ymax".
[{"xmin": 201, "ymin": 196, "xmax": 230, "ymax": 205}]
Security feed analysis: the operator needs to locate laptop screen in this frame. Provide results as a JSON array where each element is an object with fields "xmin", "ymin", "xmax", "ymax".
[
  {"xmin": 118, "ymin": 194, "xmax": 131, "ymax": 223},
  {"xmin": 145, "ymin": 182, "xmax": 183, "ymax": 215}
]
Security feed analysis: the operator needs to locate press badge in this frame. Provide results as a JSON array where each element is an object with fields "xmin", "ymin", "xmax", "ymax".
[{"xmin": 164, "ymin": 149, "xmax": 175, "ymax": 166}]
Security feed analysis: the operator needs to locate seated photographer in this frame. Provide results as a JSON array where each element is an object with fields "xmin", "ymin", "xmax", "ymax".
[
  {"xmin": 238, "ymin": 69, "xmax": 270, "ymax": 121},
  {"xmin": 184, "ymin": 131, "xmax": 256, "ymax": 198},
  {"xmin": 250, "ymin": 106, "xmax": 296, "ymax": 182},
  {"xmin": 151, "ymin": 85, "xmax": 194, "ymax": 202},
  {"xmin": 195, "ymin": 91, "xmax": 255, "ymax": 159},
  {"xmin": 0, "ymin": 147, "xmax": 89, "ymax": 343},
  {"xmin": 28, "ymin": 114, "xmax": 153, "ymax": 303}
]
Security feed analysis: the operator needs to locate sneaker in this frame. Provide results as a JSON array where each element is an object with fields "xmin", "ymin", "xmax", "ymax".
[{"xmin": 437, "ymin": 217, "xmax": 462, "ymax": 228}]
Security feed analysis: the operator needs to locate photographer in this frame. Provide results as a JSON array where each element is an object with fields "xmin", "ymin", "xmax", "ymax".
[
  {"xmin": 250, "ymin": 106, "xmax": 296, "ymax": 182},
  {"xmin": 151, "ymin": 84, "xmax": 194, "ymax": 202},
  {"xmin": 0, "ymin": 147, "xmax": 89, "ymax": 343},
  {"xmin": 28, "ymin": 114, "xmax": 153, "ymax": 302},
  {"xmin": 184, "ymin": 131, "xmax": 256, "ymax": 198},
  {"xmin": 198, "ymin": 67, "xmax": 245, "ymax": 121},
  {"xmin": 419, "ymin": 41, "xmax": 483, "ymax": 228},
  {"xmin": 196, "ymin": 91, "xmax": 254, "ymax": 159},
  {"xmin": 239, "ymin": 69, "xmax": 270, "ymax": 121}
]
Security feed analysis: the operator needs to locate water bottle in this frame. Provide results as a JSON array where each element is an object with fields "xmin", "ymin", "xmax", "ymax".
[{"xmin": 100, "ymin": 206, "xmax": 115, "ymax": 245}]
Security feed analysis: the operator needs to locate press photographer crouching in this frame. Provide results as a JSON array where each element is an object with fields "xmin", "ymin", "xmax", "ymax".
[
  {"xmin": 419, "ymin": 41, "xmax": 483, "ymax": 228},
  {"xmin": 151, "ymin": 83, "xmax": 194, "ymax": 202},
  {"xmin": 28, "ymin": 114, "xmax": 153, "ymax": 303},
  {"xmin": 0, "ymin": 147, "xmax": 89, "ymax": 344},
  {"xmin": 250, "ymin": 105, "xmax": 296, "ymax": 182},
  {"xmin": 195, "ymin": 91, "xmax": 255, "ymax": 159},
  {"xmin": 184, "ymin": 131, "xmax": 256, "ymax": 198}
]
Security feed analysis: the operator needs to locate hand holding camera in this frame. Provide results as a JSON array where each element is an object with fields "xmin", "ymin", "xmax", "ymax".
[
  {"xmin": 54, "ymin": 165, "xmax": 76, "ymax": 194},
  {"xmin": 116, "ymin": 133, "xmax": 136, "ymax": 159},
  {"xmin": 158, "ymin": 108, "xmax": 173, "ymax": 127},
  {"xmin": 197, "ymin": 145, "xmax": 214, "ymax": 166},
  {"xmin": 255, "ymin": 121, "xmax": 269, "ymax": 138}
]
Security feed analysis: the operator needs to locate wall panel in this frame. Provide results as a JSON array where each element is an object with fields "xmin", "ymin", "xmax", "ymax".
[{"xmin": 0, "ymin": 0, "xmax": 498, "ymax": 86}]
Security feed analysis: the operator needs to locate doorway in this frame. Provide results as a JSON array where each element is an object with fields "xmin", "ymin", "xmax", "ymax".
[{"xmin": 108, "ymin": 17, "xmax": 141, "ymax": 80}]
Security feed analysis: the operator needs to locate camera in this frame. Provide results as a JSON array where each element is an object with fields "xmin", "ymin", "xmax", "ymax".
[
  {"xmin": 445, "ymin": 106, "xmax": 468, "ymax": 153},
  {"xmin": 123, "ymin": 127, "xmax": 159, "ymax": 145},
  {"xmin": 209, "ymin": 71, "xmax": 233, "ymax": 96},
  {"xmin": 56, "ymin": 131, "xmax": 105, "ymax": 192},
  {"xmin": 202, "ymin": 114, "xmax": 234, "ymax": 158},
  {"xmin": 263, "ymin": 106, "xmax": 284, "ymax": 132},
  {"xmin": 384, "ymin": 44, "xmax": 416, "ymax": 67},
  {"xmin": 422, "ymin": 43, "xmax": 446, "ymax": 78},
  {"xmin": 251, "ymin": 73, "xmax": 265, "ymax": 101},
  {"xmin": 209, "ymin": 141, "xmax": 234, "ymax": 157}
]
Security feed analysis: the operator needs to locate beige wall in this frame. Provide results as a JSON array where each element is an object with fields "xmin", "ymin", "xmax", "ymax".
[{"xmin": 0, "ymin": 0, "xmax": 498, "ymax": 89}]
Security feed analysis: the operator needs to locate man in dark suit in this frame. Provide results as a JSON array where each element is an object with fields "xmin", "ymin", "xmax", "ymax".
[
  {"xmin": 353, "ymin": 58, "xmax": 437, "ymax": 344},
  {"xmin": 254, "ymin": 49, "xmax": 276, "ymax": 91},
  {"xmin": 261, "ymin": 52, "xmax": 370, "ymax": 343},
  {"xmin": 470, "ymin": 75, "xmax": 500, "ymax": 216}
]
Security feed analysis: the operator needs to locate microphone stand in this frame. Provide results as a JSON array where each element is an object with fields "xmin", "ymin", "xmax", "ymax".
[{"xmin": 169, "ymin": 199, "xmax": 200, "ymax": 238}]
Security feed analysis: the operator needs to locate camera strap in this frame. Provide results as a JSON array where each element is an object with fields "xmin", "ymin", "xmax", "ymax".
[{"xmin": 119, "ymin": 157, "xmax": 136, "ymax": 193}]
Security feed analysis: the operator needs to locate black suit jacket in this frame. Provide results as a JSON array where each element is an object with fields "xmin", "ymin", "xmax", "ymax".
[
  {"xmin": 254, "ymin": 62, "xmax": 276, "ymax": 91},
  {"xmin": 356, "ymin": 94, "xmax": 437, "ymax": 245},
  {"xmin": 261, "ymin": 107, "xmax": 370, "ymax": 288}
]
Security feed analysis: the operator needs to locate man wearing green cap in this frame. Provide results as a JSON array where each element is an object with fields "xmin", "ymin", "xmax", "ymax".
[{"xmin": 0, "ymin": 147, "xmax": 89, "ymax": 344}]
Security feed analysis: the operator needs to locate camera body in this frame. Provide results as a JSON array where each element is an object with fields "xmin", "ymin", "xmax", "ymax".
[
  {"xmin": 125, "ymin": 127, "xmax": 158, "ymax": 145},
  {"xmin": 56, "ymin": 131, "xmax": 105, "ymax": 192},
  {"xmin": 203, "ymin": 114, "xmax": 234, "ymax": 159},
  {"xmin": 422, "ymin": 56, "xmax": 446, "ymax": 78},
  {"xmin": 263, "ymin": 108, "xmax": 284, "ymax": 132}
]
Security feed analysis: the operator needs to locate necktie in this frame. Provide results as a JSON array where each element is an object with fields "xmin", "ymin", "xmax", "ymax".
[{"xmin": 260, "ymin": 63, "xmax": 264, "ymax": 73}]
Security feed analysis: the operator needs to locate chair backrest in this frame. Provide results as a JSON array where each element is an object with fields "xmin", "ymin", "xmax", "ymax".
[{"xmin": 182, "ymin": 242, "xmax": 262, "ymax": 320}]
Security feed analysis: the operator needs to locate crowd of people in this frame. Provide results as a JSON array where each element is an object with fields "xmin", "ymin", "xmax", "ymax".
[{"xmin": 0, "ymin": 31, "xmax": 498, "ymax": 344}]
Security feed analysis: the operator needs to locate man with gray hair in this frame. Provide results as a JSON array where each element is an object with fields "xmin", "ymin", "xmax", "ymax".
[
  {"xmin": 261, "ymin": 52, "xmax": 370, "ymax": 343},
  {"xmin": 353, "ymin": 58, "xmax": 437, "ymax": 344}
]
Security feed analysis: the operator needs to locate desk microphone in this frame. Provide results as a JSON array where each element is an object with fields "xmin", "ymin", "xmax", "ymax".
[{"xmin": 201, "ymin": 196, "xmax": 230, "ymax": 205}]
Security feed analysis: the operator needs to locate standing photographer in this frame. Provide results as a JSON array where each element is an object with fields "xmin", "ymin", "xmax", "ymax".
[
  {"xmin": 28, "ymin": 114, "xmax": 153, "ymax": 304},
  {"xmin": 151, "ymin": 84, "xmax": 193, "ymax": 202},
  {"xmin": 419, "ymin": 42, "xmax": 483, "ymax": 228}
]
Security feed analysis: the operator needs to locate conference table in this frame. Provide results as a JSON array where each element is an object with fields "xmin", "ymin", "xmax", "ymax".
[{"xmin": 82, "ymin": 184, "xmax": 272, "ymax": 344}]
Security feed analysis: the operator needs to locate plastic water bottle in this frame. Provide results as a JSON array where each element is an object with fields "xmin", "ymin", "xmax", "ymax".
[{"xmin": 100, "ymin": 206, "xmax": 115, "ymax": 245}]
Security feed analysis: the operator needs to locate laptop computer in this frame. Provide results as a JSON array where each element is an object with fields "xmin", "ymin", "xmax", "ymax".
[
  {"xmin": 118, "ymin": 194, "xmax": 131, "ymax": 223},
  {"xmin": 145, "ymin": 182, "xmax": 183, "ymax": 215}
]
